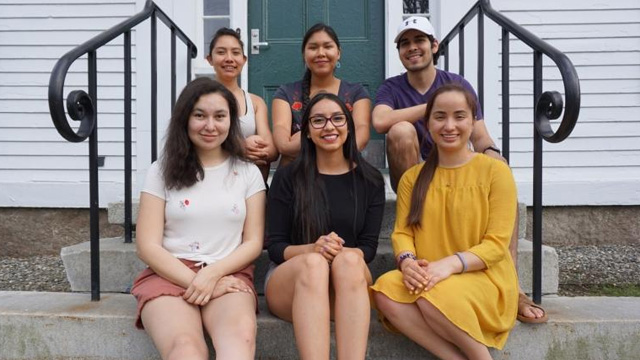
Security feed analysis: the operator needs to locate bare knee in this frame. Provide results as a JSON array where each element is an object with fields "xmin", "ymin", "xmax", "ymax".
[
  {"xmin": 387, "ymin": 122, "xmax": 418, "ymax": 154},
  {"xmin": 296, "ymin": 253, "xmax": 330, "ymax": 291},
  {"xmin": 166, "ymin": 333, "xmax": 208, "ymax": 360},
  {"xmin": 331, "ymin": 252, "xmax": 367, "ymax": 290},
  {"xmin": 214, "ymin": 314, "xmax": 256, "ymax": 354}
]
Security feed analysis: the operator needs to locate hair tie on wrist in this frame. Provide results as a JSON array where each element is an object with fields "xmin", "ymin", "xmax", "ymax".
[{"xmin": 455, "ymin": 252, "xmax": 468, "ymax": 273}]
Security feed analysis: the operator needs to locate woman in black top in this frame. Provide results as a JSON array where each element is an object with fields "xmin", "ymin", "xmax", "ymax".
[{"xmin": 266, "ymin": 93, "xmax": 385, "ymax": 359}]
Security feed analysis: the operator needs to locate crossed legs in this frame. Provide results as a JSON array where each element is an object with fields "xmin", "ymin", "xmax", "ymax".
[
  {"xmin": 373, "ymin": 292, "xmax": 491, "ymax": 360},
  {"xmin": 265, "ymin": 252, "xmax": 372, "ymax": 360}
]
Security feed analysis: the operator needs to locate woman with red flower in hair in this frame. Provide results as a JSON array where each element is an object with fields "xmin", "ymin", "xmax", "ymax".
[{"xmin": 272, "ymin": 23, "xmax": 371, "ymax": 168}]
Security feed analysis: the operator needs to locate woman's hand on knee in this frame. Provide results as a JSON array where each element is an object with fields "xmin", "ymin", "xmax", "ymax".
[
  {"xmin": 183, "ymin": 267, "xmax": 220, "ymax": 306},
  {"xmin": 400, "ymin": 258, "xmax": 430, "ymax": 294},
  {"xmin": 211, "ymin": 275, "xmax": 254, "ymax": 299}
]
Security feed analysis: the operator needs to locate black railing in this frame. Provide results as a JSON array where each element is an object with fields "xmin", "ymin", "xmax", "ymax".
[
  {"xmin": 437, "ymin": 0, "xmax": 580, "ymax": 303},
  {"xmin": 48, "ymin": 0, "xmax": 197, "ymax": 301}
]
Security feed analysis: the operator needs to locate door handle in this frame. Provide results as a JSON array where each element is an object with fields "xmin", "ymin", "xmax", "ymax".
[{"xmin": 251, "ymin": 28, "xmax": 269, "ymax": 54}]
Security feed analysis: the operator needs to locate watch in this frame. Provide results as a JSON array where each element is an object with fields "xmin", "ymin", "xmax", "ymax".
[{"xmin": 482, "ymin": 145, "xmax": 501, "ymax": 155}]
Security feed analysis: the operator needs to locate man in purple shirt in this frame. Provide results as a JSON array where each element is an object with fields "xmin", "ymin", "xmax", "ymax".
[{"xmin": 372, "ymin": 16, "xmax": 547, "ymax": 324}]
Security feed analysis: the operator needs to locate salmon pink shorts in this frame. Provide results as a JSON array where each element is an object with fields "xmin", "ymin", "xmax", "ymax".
[{"xmin": 131, "ymin": 259, "xmax": 257, "ymax": 329}]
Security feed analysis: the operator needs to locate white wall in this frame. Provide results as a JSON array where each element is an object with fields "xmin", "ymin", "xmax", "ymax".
[{"xmin": 0, "ymin": 0, "xmax": 137, "ymax": 207}]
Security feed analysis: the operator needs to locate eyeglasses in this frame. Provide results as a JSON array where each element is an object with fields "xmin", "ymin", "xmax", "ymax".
[{"xmin": 309, "ymin": 113, "xmax": 348, "ymax": 129}]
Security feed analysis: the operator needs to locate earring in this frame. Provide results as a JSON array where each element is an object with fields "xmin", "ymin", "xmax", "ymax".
[{"xmin": 336, "ymin": 60, "xmax": 341, "ymax": 69}]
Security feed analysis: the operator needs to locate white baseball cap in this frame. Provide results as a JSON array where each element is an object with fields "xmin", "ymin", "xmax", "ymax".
[{"xmin": 394, "ymin": 16, "xmax": 436, "ymax": 43}]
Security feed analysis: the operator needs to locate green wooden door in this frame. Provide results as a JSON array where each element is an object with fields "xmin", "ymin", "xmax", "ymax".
[{"xmin": 248, "ymin": 0, "xmax": 385, "ymax": 167}]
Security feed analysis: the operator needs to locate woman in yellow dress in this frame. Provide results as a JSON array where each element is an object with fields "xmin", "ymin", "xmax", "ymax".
[{"xmin": 370, "ymin": 83, "xmax": 518, "ymax": 359}]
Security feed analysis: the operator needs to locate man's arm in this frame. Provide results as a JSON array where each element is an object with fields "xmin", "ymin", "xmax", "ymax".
[
  {"xmin": 470, "ymin": 120, "xmax": 503, "ymax": 160},
  {"xmin": 372, "ymin": 103, "xmax": 427, "ymax": 134}
]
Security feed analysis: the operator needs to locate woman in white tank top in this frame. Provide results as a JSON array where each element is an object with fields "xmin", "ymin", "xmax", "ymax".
[{"xmin": 207, "ymin": 28, "xmax": 278, "ymax": 181}]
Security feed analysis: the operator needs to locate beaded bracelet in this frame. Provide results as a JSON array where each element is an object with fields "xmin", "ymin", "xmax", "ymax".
[
  {"xmin": 396, "ymin": 251, "xmax": 417, "ymax": 269},
  {"xmin": 455, "ymin": 252, "xmax": 468, "ymax": 273}
]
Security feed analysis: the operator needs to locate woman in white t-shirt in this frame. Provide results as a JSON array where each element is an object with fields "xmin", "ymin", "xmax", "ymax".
[
  {"xmin": 207, "ymin": 27, "xmax": 278, "ymax": 182},
  {"xmin": 131, "ymin": 78, "xmax": 266, "ymax": 360}
]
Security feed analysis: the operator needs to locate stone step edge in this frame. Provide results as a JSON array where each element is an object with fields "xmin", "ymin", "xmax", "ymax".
[
  {"xmin": 60, "ymin": 237, "xmax": 559, "ymax": 295},
  {"xmin": 1, "ymin": 291, "xmax": 639, "ymax": 360}
]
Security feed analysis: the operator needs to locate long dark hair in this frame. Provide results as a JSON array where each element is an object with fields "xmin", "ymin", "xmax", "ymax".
[
  {"xmin": 300, "ymin": 23, "xmax": 341, "ymax": 115},
  {"xmin": 161, "ymin": 77, "xmax": 245, "ymax": 190},
  {"xmin": 290, "ymin": 93, "xmax": 383, "ymax": 244},
  {"xmin": 407, "ymin": 83, "xmax": 478, "ymax": 226}
]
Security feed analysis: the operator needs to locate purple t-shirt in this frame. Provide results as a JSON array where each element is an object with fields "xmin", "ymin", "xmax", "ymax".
[
  {"xmin": 274, "ymin": 80, "xmax": 369, "ymax": 135},
  {"xmin": 375, "ymin": 70, "xmax": 483, "ymax": 159}
]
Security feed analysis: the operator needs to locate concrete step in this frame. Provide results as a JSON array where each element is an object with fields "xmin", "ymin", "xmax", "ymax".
[
  {"xmin": 61, "ymin": 237, "xmax": 558, "ymax": 295},
  {"xmin": 1, "ymin": 291, "xmax": 639, "ymax": 360}
]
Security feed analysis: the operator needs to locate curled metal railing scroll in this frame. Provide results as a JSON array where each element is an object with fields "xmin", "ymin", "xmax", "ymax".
[
  {"xmin": 48, "ymin": 0, "xmax": 197, "ymax": 143},
  {"xmin": 438, "ymin": 0, "xmax": 580, "ymax": 145}
]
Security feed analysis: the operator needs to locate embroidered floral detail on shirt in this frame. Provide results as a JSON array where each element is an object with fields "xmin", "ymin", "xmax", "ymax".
[
  {"xmin": 231, "ymin": 204, "xmax": 240, "ymax": 215},
  {"xmin": 188, "ymin": 241, "xmax": 200, "ymax": 252},
  {"xmin": 179, "ymin": 199, "xmax": 190, "ymax": 209},
  {"xmin": 291, "ymin": 101, "xmax": 303, "ymax": 111}
]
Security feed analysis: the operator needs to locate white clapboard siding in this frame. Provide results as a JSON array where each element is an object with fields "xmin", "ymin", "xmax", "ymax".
[
  {"xmin": 0, "ymin": 0, "xmax": 138, "ymax": 207},
  {"xmin": 489, "ymin": 0, "xmax": 640, "ymax": 205},
  {"xmin": 507, "ymin": 107, "xmax": 640, "ymax": 123},
  {"xmin": 0, "ymin": 99, "xmax": 137, "ymax": 114},
  {"xmin": 1, "ymin": 71, "xmax": 138, "ymax": 87},
  {"xmin": 0, "ymin": 113, "xmax": 138, "ymax": 129},
  {"xmin": 509, "ymin": 65, "xmax": 640, "ymax": 81},
  {"xmin": 0, "ymin": 142, "xmax": 138, "ymax": 157}
]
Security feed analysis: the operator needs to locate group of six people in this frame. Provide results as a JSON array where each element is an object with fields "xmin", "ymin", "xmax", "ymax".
[{"xmin": 130, "ymin": 16, "xmax": 547, "ymax": 360}]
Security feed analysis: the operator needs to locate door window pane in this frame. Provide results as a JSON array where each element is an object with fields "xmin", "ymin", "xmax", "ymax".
[
  {"xmin": 204, "ymin": 0, "xmax": 229, "ymax": 16},
  {"xmin": 202, "ymin": 0, "xmax": 230, "ymax": 58},
  {"xmin": 203, "ymin": 18, "xmax": 231, "ymax": 56},
  {"xmin": 403, "ymin": 0, "xmax": 429, "ymax": 15}
]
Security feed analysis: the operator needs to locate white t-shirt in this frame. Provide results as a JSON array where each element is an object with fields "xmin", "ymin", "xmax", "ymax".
[{"xmin": 142, "ymin": 157, "xmax": 265, "ymax": 265}]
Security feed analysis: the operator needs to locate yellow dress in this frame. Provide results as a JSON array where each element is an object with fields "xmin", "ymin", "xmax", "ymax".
[{"xmin": 370, "ymin": 154, "xmax": 518, "ymax": 349}]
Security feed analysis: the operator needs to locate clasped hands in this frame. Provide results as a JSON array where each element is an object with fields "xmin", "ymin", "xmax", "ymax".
[
  {"xmin": 182, "ymin": 265, "xmax": 253, "ymax": 306},
  {"xmin": 313, "ymin": 231, "xmax": 345, "ymax": 264},
  {"xmin": 400, "ymin": 257, "xmax": 454, "ymax": 295},
  {"xmin": 245, "ymin": 135, "xmax": 270, "ymax": 165}
]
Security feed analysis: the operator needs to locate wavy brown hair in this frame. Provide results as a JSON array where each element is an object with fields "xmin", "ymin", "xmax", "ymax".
[
  {"xmin": 161, "ymin": 77, "xmax": 245, "ymax": 190},
  {"xmin": 407, "ymin": 83, "xmax": 478, "ymax": 226}
]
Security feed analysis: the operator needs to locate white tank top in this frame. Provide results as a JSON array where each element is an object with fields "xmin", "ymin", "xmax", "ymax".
[{"xmin": 238, "ymin": 90, "xmax": 256, "ymax": 138}]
